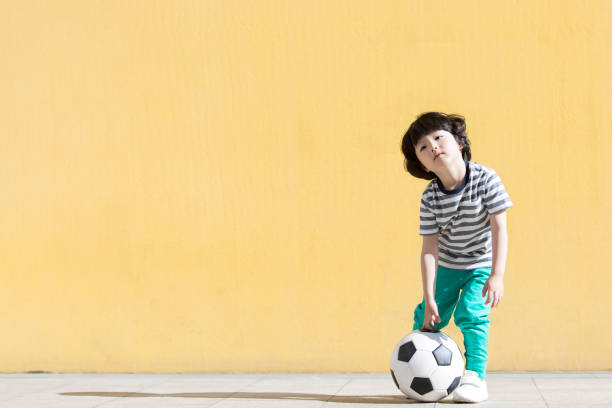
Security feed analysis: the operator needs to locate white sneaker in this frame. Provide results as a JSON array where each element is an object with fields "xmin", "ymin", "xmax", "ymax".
[{"xmin": 452, "ymin": 370, "xmax": 488, "ymax": 403}]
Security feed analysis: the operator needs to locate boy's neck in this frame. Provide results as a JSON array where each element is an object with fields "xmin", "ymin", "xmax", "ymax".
[{"xmin": 435, "ymin": 160, "xmax": 467, "ymax": 191}]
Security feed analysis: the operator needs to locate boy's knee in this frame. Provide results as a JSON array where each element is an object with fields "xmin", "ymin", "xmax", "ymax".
[{"xmin": 454, "ymin": 302, "xmax": 490, "ymax": 328}]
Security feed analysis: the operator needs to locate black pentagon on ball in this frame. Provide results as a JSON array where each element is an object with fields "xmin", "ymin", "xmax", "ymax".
[
  {"xmin": 410, "ymin": 377, "xmax": 433, "ymax": 395},
  {"xmin": 432, "ymin": 344, "xmax": 452, "ymax": 366},
  {"xmin": 390, "ymin": 370, "xmax": 400, "ymax": 390},
  {"xmin": 447, "ymin": 376, "xmax": 461, "ymax": 394},
  {"xmin": 398, "ymin": 341, "xmax": 417, "ymax": 362}
]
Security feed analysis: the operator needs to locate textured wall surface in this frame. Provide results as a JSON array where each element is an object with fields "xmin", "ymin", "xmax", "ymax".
[{"xmin": 0, "ymin": 0, "xmax": 610, "ymax": 372}]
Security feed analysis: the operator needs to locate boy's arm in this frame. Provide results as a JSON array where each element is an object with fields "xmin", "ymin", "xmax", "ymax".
[
  {"xmin": 483, "ymin": 209, "xmax": 508, "ymax": 307},
  {"xmin": 420, "ymin": 233, "xmax": 441, "ymax": 330},
  {"xmin": 421, "ymin": 234, "xmax": 439, "ymax": 303},
  {"xmin": 490, "ymin": 210, "xmax": 508, "ymax": 277}
]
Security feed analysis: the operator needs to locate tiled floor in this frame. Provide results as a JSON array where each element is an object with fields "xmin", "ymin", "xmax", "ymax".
[{"xmin": 0, "ymin": 372, "xmax": 610, "ymax": 407}]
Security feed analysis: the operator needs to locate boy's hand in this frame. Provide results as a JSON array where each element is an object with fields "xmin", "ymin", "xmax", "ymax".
[
  {"xmin": 421, "ymin": 301, "xmax": 441, "ymax": 331},
  {"xmin": 482, "ymin": 275, "xmax": 504, "ymax": 308}
]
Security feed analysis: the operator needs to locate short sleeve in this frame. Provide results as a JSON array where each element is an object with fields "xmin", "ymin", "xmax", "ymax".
[
  {"xmin": 419, "ymin": 195, "xmax": 439, "ymax": 236},
  {"xmin": 484, "ymin": 169, "xmax": 514, "ymax": 214}
]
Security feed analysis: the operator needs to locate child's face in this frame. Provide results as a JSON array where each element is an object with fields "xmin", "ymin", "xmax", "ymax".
[{"xmin": 414, "ymin": 130, "xmax": 464, "ymax": 173}]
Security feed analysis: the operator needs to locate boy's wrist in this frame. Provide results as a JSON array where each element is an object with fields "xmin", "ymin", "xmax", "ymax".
[{"xmin": 491, "ymin": 269, "xmax": 505, "ymax": 278}]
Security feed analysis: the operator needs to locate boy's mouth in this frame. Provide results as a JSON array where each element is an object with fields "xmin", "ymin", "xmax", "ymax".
[{"xmin": 434, "ymin": 153, "xmax": 442, "ymax": 160}]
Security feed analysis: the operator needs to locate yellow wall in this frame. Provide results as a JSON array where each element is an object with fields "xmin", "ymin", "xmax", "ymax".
[{"xmin": 0, "ymin": 0, "xmax": 610, "ymax": 373}]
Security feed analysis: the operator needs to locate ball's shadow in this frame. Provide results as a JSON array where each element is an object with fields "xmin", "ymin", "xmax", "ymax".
[{"xmin": 61, "ymin": 391, "xmax": 436, "ymax": 404}]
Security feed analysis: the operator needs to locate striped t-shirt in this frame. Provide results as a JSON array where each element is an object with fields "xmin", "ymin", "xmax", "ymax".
[{"xmin": 419, "ymin": 161, "xmax": 513, "ymax": 270}]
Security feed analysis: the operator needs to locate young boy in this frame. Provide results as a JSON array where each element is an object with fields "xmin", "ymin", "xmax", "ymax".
[{"xmin": 400, "ymin": 112, "xmax": 513, "ymax": 403}]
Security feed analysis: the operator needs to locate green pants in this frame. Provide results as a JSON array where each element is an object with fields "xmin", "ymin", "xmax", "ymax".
[{"xmin": 412, "ymin": 265, "xmax": 492, "ymax": 379}]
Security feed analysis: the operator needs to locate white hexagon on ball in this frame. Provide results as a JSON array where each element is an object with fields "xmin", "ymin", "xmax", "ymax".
[
  {"xmin": 407, "ymin": 350, "xmax": 437, "ymax": 378},
  {"xmin": 410, "ymin": 330, "xmax": 444, "ymax": 352}
]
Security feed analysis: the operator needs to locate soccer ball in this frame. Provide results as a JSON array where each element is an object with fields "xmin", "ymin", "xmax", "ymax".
[{"xmin": 390, "ymin": 330, "xmax": 464, "ymax": 402}]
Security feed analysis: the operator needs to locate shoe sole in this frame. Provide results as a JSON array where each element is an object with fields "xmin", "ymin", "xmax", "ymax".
[{"xmin": 453, "ymin": 395, "xmax": 488, "ymax": 403}]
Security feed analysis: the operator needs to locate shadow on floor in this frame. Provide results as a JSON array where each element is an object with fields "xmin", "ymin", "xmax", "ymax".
[{"xmin": 60, "ymin": 391, "xmax": 422, "ymax": 404}]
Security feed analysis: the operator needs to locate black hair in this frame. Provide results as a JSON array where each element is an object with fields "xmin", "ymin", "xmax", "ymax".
[{"xmin": 400, "ymin": 112, "xmax": 472, "ymax": 180}]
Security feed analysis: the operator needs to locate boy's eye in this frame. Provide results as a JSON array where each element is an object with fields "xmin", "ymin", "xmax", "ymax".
[{"xmin": 418, "ymin": 135, "xmax": 442, "ymax": 152}]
